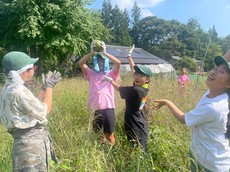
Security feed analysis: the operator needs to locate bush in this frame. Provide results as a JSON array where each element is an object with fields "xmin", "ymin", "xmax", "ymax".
[{"xmin": 174, "ymin": 56, "xmax": 198, "ymax": 72}]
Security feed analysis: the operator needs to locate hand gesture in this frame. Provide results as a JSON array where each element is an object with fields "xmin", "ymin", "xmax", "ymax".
[
  {"xmin": 46, "ymin": 70, "xmax": 62, "ymax": 88},
  {"xmin": 128, "ymin": 44, "xmax": 135, "ymax": 56},
  {"xmin": 154, "ymin": 99, "xmax": 167, "ymax": 110},
  {"xmin": 103, "ymin": 75, "xmax": 113, "ymax": 82},
  {"xmin": 90, "ymin": 40, "xmax": 97, "ymax": 53},
  {"xmin": 100, "ymin": 41, "xmax": 106, "ymax": 53},
  {"xmin": 41, "ymin": 71, "xmax": 53, "ymax": 90}
]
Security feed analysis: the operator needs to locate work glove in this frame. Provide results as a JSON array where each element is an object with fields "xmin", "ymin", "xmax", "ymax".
[
  {"xmin": 100, "ymin": 41, "xmax": 106, "ymax": 53},
  {"xmin": 103, "ymin": 75, "xmax": 113, "ymax": 82},
  {"xmin": 46, "ymin": 70, "xmax": 62, "ymax": 89},
  {"xmin": 41, "ymin": 71, "xmax": 53, "ymax": 90},
  {"xmin": 128, "ymin": 44, "xmax": 135, "ymax": 56},
  {"xmin": 90, "ymin": 40, "xmax": 97, "ymax": 53}
]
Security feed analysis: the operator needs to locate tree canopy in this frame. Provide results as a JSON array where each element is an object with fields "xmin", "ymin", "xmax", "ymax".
[
  {"xmin": 0, "ymin": 0, "xmax": 229, "ymax": 74},
  {"xmin": 0, "ymin": 0, "xmax": 110, "ymax": 71}
]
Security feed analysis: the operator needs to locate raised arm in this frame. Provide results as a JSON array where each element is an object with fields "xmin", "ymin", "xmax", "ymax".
[
  {"xmin": 38, "ymin": 71, "xmax": 62, "ymax": 115},
  {"xmin": 104, "ymin": 52, "xmax": 121, "ymax": 73},
  {"xmin": 78, "ymin": 52, "xmax": 94, "ymax": 75},
  {"xmin": 100, "ymin": 41, "xmax": 121, "ymax": 73},
  {"xmin": 127, "ymin": 44, "xmax": 135, "ymax": 76},
  {"xmin": 77, "ymin": 41, "xmax": 97, "ymax": 74}
]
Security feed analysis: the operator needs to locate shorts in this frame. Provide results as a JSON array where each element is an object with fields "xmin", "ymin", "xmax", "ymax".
[{"xmin": 93, "ymin": 108, "xmax": 115, "ymax": 134}]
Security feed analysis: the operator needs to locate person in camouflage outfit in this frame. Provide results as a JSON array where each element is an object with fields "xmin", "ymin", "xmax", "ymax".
[{"xmin": 0, "ymin": 51, "xmax": 61, "ymax": 171}]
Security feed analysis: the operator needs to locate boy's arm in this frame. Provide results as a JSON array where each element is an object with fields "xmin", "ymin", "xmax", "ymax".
[
  {"xmin": 155, "ymin": 99, "xmax": 185, "ymax": 124},
  {"xmin": 78, "ymin": 41, "xmax": 96, "ymax": 75},
  {"xmin": 37, "ymin": 71, "xmax": 61, "ymax": 115},
  {"xmin": 104, "ymin": 52, "xmax": 121, "ymax": 73},
  {"xmin": 100, "ymin": 41, "xmax": 121, "ymax": 73},
  {"xmin": 110, "ymin": 80, "xmax": 120, "ymax": 91},
  {"xmin": 103, "ymin": 75, "xmax": 120, "ymax": 91},
  {"xmin": 127, "ymin": 56, "xmax": 135, "ymax": 76},
  {"xmin": 127, "ymin": 44, "xmax": 135, "ymax": 76},
  {"xmin": 44, "ymin": 88, "xmax": 53, "ymax": 115},
  {"xmin": 78, "ymin": 52, "xmax": 94, "ymax": 75}
]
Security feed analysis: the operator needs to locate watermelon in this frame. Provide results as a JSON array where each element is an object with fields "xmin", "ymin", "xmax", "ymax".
[{"xmin": 93, "ymin": 40, "xmax": 102, "ymax": 52}]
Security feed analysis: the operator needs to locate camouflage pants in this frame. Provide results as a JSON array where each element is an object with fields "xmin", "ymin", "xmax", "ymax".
[{"xmin": 11, "ymin": 124, "xmax": 57, "ymax": 172}]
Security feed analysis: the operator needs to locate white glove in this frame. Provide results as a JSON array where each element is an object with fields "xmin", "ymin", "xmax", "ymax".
[
  {"xmin": 103, "ymin": 75, "xmax": 113, "ymax": 82},
  {"xmin": 90, "ymin": 40, "xmax": 97, "ymax": 53},
  {"xmin": 46, "ymin": 70, "xmax": 62, "ymax": 88},
  {"xmin": 41, "ymin": 71, "xmax": 53, "ymax": 90},
  {"xmin": 128, "ymin": 44, "xmax": 135, "ymax": 56},
  {"xmin": 100, "ymin": 41, "xmax": 106, "ymax": 53}
]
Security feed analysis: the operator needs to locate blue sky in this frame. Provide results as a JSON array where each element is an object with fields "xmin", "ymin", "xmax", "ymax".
[{"xmin": 90, "ymin": 0, "xmax": 230, "ymax": 37}]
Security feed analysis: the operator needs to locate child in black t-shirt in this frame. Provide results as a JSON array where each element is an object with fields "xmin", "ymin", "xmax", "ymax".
[{"xmin": 103, "ymin": 45, "xmax": 153, "ymax": 152}]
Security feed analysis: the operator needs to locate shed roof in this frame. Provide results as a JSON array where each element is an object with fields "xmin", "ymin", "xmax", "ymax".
[
  {"xmin": 106, "ymin": 45, "xmax": 169, "ymax": 64},
  {"xmin": 171, "ymin": 55, "xmax": 181, "ymax": 60},
  {"xmin": 171, "ymin": 55, "xmax": 203, "ymax": 65}
]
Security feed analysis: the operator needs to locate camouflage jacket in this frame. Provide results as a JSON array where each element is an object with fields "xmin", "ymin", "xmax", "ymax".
[{"xmin": 0, "ymin": 79, "xmax": 48, "ymax": 130}]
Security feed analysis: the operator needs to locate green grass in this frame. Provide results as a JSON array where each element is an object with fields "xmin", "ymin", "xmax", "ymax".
[{"xmin": 0, "ymin": 75, "xmax": 208, "ymax": 171}]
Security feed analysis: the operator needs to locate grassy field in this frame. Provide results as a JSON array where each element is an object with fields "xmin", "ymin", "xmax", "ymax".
[{"xmin": 0, "ymin": 74, "xmax": 208, "ymax": 171}]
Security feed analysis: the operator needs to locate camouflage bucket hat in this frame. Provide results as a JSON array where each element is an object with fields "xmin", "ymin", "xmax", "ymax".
[{"xmin": 2, "ymin": 51, "xmax": 39, "ymax": 71}]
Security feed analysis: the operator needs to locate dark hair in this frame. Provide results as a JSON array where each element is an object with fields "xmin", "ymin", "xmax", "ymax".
[
  {"xmin": 226, "ymin": 91, "xmax": 230, "ymax": 138},
  {"xmin": 226, "ymin": 112, "xmax": 230, "ymax": 138}
]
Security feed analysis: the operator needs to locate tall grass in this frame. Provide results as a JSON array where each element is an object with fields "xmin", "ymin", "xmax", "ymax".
[{"xmin": 0, "ymin": 75, "xmax": 208, "ymax": 171}]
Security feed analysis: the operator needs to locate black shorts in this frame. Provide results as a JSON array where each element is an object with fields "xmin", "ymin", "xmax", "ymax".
[{"xmin": 93, "ymin": 108, "xmax": 115, "ymax": 134}]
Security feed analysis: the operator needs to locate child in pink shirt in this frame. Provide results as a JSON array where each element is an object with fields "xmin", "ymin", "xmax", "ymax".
[
  {"xmin": 178, "ymin": 68, "xmax": 190, "ymax": 92},
  {"xmin": 78, "ymin": 40, "xmax": 121, "ymax": 145}
]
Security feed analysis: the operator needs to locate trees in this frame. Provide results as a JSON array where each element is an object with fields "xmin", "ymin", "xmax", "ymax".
[
  {"xmin": 1, "ymin": 1, "xmax": 229, "ymax": 73},
  {"xmin": 101, "ymin": 0, "xmax": 112, "ymax": 29},
  {"xmin": 218, "ymin": 35, "xmax": 230, "ymax": 54},
  {"xmin": 130, "ymin": 1, "xmax": 141, "ymax": 46},
  {"xmin": 0, "ymin": 0, "xmax": 110, "ymax": 71},
  {"xmin": 101, "ymin": 1, "xmax": 132, "ymax": 46},
  {"xmin": 174, "ymin": 56, "xmax": 197, "ymax": 72},
  {"xmin": 134, "ymin": 16, "xmax": 225, "ymax": 72}
]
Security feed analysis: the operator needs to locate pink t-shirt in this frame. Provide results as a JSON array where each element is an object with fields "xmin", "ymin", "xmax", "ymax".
[
  {"xmin": 178, "ymin": 74, "xmax": 189, "ymax": 84},
  {"xmin": 85, "ymin": 68, "xmax": 119, "ymax": 110}
]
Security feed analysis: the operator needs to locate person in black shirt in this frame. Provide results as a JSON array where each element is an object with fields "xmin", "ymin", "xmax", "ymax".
[{"xmin": 103, "ymin": 45, "xmax": 153, "ymax": 152}]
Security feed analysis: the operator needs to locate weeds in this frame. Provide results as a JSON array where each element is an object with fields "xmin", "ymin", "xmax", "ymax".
[{"xmin": 0, "ymin": 75, "xmax": 208, "ymax": 171}]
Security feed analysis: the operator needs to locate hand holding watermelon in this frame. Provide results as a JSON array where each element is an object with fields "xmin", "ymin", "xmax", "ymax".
[
  {"xmin": 90, "ymin": 40, "xmax": 106, "ymax": 53},
  {"xmin": 100, "ymin": 41, "xmax": 106, "ymax": 53}
]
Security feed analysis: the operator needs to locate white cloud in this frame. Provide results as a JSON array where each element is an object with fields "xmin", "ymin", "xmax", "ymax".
[
  {"xmin": 111, "ymin": 0, "xmax": 165, "ymax": 10},
  {"xmin": 141, "ymin": 8, "xmax": 155, "ymax": 18},
  {"xmin": 111, "ymin": 0, "xmax": 134, "ymax": 10},
  {"xmin": 137, "ymin": 0, "xmax": 165, "ymax": 8},
  {"xmin": 110, "ymin": 0, "xmax": 163, "ymax": 18}
]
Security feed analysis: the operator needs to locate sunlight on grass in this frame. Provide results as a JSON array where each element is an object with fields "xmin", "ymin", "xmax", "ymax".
[{"xmin": 0, "ymin": 75, "xmax": 208, "ymax": 171}]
